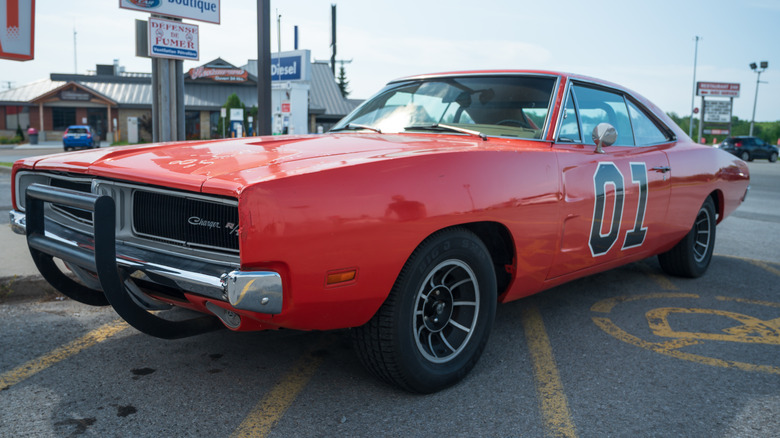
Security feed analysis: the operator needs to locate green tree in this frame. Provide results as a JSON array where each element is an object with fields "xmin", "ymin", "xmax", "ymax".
[{"xmin": 337, "ymin": 65, "xmax": 350, "ymax": 98}]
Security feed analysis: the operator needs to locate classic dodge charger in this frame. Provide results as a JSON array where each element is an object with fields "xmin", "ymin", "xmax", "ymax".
[{"xmin": 10, "ymin": 71, "xmax": 749, "ymax": 393}]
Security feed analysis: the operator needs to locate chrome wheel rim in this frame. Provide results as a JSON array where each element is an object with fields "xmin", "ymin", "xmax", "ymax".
[
  {"xmin": 693, "ymin": 207, "xmax": 712, "ymax": 263},
  {"xmin": 413, "ymin": 259, "xmax": 480, "ymax": 364}
]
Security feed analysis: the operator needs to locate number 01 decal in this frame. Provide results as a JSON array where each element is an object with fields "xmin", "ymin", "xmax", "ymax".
[{"xmin": 589, "ymin": 162, "xmax": 648, "ymax": 256}]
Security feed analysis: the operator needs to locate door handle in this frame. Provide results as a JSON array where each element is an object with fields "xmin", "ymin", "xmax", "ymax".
[{"xmin": 651, "ymin": 166, "xmax": 671, "ymax": 173}]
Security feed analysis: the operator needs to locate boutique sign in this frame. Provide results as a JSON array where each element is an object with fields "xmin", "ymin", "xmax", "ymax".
[{"xmin": 120, "ymin": 0, "xmax": 220, "ymax": 25}]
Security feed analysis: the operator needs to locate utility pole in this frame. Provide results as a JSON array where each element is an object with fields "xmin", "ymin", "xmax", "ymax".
[
  {"xmin": 688, "ymin": 36, "xmax": 700, "ymax": 139},
  {"xmin": 73, "ymin": 26, "xmax": 78, "ymax": 73},
  {"xmin": 330, "ymin": 4, "xmax": 337, "ymax": 76},
  {"xmin": 256, "ymin": 0, "xmax": 272, "ymax": 135}
]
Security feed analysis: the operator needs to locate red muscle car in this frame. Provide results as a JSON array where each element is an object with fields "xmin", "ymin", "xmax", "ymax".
[{"xmin": 10, "ymin": 71, "xmax": 750, "ymax": 393}]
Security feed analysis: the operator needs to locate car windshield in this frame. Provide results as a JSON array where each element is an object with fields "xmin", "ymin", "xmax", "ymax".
[{"xmin": 332, "ymin": 75, "xmax": 557, "ymax": 139}]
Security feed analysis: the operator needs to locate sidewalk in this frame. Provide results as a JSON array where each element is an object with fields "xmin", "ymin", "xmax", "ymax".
[
  {"xmin": 1, "ymin": 143, "xmax": 66, "ymax": 302},
  {"xmin": 0, "ymin": 225, "xmax": 58, "ymax": 302}
]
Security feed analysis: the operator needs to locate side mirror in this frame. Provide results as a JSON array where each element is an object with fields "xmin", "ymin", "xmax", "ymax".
[{"xmin": 592, "ymin": 123, "xmax": 617, "ymax": 154}]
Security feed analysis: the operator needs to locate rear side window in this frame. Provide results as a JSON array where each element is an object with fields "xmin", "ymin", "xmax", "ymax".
[
  {"xmin": 627, "ymin": 100, "xmax": 669, "ymax": 145},
  {"xmin": 557, "ymin": 82, "xmax": 673, "ymax": 147}
]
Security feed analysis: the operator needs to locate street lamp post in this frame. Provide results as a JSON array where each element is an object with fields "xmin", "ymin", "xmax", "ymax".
[{"xmin": 749, "ymin": 61, "xmax": 768, "ymax": 137}]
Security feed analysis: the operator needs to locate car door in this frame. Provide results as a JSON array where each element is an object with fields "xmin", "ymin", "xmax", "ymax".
[
  {"xmin": 548, "ymin": 82, "xmax": 673, "ymax": 279},
  {"xmin": 754, "ymin": 138, "xmax": 769, "ymax": 159}
]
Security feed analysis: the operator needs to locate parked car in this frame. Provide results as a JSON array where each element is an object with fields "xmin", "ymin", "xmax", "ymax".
[
  {"xmin": 718, "ymin": 136, "xmax": 778, "ymax": 162},
  {"xmin": 62, "ymin": 125, "xmax": 100, "ymax": 151},
  {"xmin": 10, "ymin": 70, "xmax": 750, "ymax": 393}
]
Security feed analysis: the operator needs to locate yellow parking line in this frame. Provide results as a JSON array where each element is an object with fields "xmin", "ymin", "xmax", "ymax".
[
  {"xmin": 521, "ymin": 305, "xmax": 578, "ymax": 438},
  {"xmin": 715, "ymin": 254, "xmax": 780, "ymax": 278},
  {"xmin": 231, "ymin": 346, "xmax": 326, "ymax": 438},
  {"xmin": 0, "ymin": 319, "xmax": 129, "ymax": 391}
]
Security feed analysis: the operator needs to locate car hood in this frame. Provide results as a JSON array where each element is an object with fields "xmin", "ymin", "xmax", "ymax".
[{"xmin": 23, "ymin": 134, "xmax": 491, "ymax": 196}]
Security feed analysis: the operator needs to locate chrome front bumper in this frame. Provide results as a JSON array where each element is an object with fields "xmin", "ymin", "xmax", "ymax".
[{"xmin": 10, "ymin": 188, "xmax": 283, "ymax": 315}]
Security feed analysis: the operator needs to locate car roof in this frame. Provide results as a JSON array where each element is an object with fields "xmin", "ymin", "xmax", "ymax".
[
  {"xmin": 67, "ymin": 125, "xmax": 91, "ymax": 129},
  {"xmin": 390, "ymin": 69, "xmax": 621, "ymax": 88}
]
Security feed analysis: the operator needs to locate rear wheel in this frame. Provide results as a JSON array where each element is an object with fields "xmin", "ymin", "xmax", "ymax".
[
  {"xmin": 352, "ymin": 228, "xmax": 497, "ymax": 393},
  {"xmin": 739, "ymin": 151, "xmax": 750, "ymax": 161},
  {"xmin": 658, "ymin": 197, "xmax": 716, "ymax": 278}
]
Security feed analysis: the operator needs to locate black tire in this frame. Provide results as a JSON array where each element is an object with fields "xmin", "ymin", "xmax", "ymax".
[
  {"xmin": 739, "ymin": 151, "xmax": 750, "ymax": 161},
  {"xmin": 769, "ymin": 152, "xmax": 778, "ymax": 163},
  {"xmin": 352, "ymin": 228, "xmax": 497, "ymax": 393},
  {"xmin": 658, "ymin": 197, "xmax": 716, "ymax": 278}
]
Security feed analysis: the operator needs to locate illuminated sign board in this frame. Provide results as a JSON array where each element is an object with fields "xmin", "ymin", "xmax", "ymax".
[
  {"xmin": 270, "ymin": 50, "xmax": 311, "ymax": 82},
  {"xmin": 697, "ymin": 82, "xmax": 740, "ymax": 98},
  {"xmin": 188, "ymin": 66, "xmax": 248, "ymax": 82}
]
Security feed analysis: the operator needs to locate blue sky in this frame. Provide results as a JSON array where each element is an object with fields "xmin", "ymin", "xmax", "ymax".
[{"xmin": 2, "ymin": 0, "xmax": 778, "ymax": 121}]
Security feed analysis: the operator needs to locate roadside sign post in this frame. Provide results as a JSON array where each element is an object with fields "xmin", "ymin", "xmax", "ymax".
[
  {"xmin": 697, "ymin": 82, "xmax": 740, "ymax": 143},
  {"xmin": 122, "ymin": 0, "xmax": 219, "ymax": 142},
  {"xmin": 221, "ymin": 107, "xmax": 226, "ymax": 138}
]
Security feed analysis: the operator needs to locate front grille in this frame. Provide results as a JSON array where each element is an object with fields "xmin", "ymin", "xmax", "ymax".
[{"xmin": 133, "ymin": 191, "xmax": 239, "ymax": 252}]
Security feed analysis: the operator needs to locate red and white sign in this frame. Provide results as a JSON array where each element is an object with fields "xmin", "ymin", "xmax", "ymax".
[
  {"xmin": 148, "ymin": 17, "xmax": 199, "ymax": 61},
  {"xmin": 0, "ymin": 0, "xmax": 35, "ymax": 61},
  {"xmin": 188, "ymin": 66, "xmax": 248, "ymax": 82},
  {"xmin": 281, "ymin": 101, "xmax": 291, "ymax": 113},
  {"xmin": 697, "ymin": 82, "xmax": 740, "ymax": 98}
]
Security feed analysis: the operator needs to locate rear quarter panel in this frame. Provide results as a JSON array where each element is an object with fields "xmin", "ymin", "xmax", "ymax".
[{"xmin": 665, "ymin": 142, "xmax": 749, "ymax": 244}]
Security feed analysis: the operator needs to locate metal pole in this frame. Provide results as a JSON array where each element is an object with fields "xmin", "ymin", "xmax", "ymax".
[
  {"xmin": 688, "ymin": 36, "xmax": 700, "ymax": 139},
  {"xmin": 159, "ymin": 58, "xmax": 171, "ymax": 142},
  {"xmin": 151, "ymin": 57, "xmax": 159, "ymax": 143},
  {"xmin": 73, "ymin": 26, "xmax": 77, "ymax": 73},
  {"xmin": 256, "ymin": 0, "xmax": 272, "ymax": 135},
  {"xmin": 749, "ymin": 70, "xmax": 762, "ymax": 137},
  {"xmin": 331, "ymin": 4, "xmax": 337, "ymax": 76},
  {"xmin": 176, "ymin": 59, "xmax": 185, "ymax": 141},
  {"xmin": 697, "ymin": 96, "xmax": 704, "ymax": 144}
]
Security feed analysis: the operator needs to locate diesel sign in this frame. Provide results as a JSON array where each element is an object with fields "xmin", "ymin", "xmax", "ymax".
[{"xmin": 271, "ymin": 56, "xmax": 302, "ymax": 81}]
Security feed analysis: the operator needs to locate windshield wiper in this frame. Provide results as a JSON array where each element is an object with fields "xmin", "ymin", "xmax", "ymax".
[
  {"xmin": 404, "ymin": 123, "xmax": 487, "ymax": 141},
  {"xmin": 330, "ymin": 123, "xmax": 382, "ymax": 133}
]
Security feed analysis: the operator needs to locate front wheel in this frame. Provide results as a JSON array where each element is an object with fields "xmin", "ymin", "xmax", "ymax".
[
  {"xmin": 352, "ymin": 228, "xmax": 497, "ymax": 393},
  {"xmin": 658, "ymin": 197, "xmax": 716, "ymax": 278}
]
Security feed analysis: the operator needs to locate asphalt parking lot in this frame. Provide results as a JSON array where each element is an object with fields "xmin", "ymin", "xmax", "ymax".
[{"xmin": 0, "ymin": 155, "xmax": 778, "ymax": 437}]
